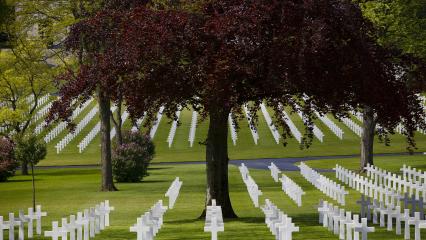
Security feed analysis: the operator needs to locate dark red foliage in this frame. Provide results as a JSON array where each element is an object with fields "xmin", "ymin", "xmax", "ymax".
[
  {"xmin": 49, "ymin": 0, "xmax": 426, "ymax": 148},
  {"xmin": 0, "ymin": 137, "xmax": 17, "ymax": 182}
]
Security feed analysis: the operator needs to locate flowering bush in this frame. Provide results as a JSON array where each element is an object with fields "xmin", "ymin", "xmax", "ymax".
[
  {"xmin": 112, "ymin": 131, "xmax": 155, "ymax": 182},
  {"xmin": 0, "ymin": 137, "xmax": 18, "ymax": 182}
]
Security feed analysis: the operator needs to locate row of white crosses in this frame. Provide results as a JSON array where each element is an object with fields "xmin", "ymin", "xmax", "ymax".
[
  {"xmin": 356, "ymin": 194, "xmax": 426, "ymax": 240},
  {"xmin": 130, "ymin": 200, "xmax": 168, "ymax": 240},
  {"xmin": 32, "ymin": 94, "xmax": 50, "ymax": 110},
  {"xmin": 278, "ymin": 104, "xmax": 302, "ymax": 143},
  {"xmin": 336, "ymin": 164, "xmax": 426, "ymax": 223},
  {"xmin": 164, "ymin": 177, "xmax": 183, "ymax": 209},
  {"xmin": 45, "ymin": 101, "xmax": 97, "ymax": 143},
  {"xmin": 188, "ymin": 111, "xmax": 198, "ymax": 147},
  {"xmin": 261, "ymin": 199, "xmax": 299, "ymax": 240},
  {"xmin": 0, "ymin": 205, "xmax": 47, "ymax": 240},
  {"xmin": 110, "ymin": 111, "xmax": 130, "ymax": 140},
  {"xmin": 238, "ymin": 164, "xmax": 263, "ymax": 208},
  {"xmin": 317, "ymin": 200, "xmax": 374, "ymax": 240},
  {"xmin": 351, "ymin": 111, "xmax": 363, "ymax": 122},
  {"xmin": 33, "ymin": 102, "xmax": 53, "ymax": 123},
  {"xmin": 315, "ymin": 111, "xmax": 344, "ymax": 140},
  {"xmin": 279, "ymin": 174, "xmax": 305, "ymax": 207},
  {"xmin": 228, "ymin": 114, "xmax": 238, "ymax": 146},
  {"xmin": 268, "ymin": 162, "xmax": 282, "ymax": 183},
  {"xmin": 55, "ymin": 106, "xmax": 100, "ymax": 154},
  {"xmin": 149, "ymin": 106, "xmax": 165, "ymax": 140},
  {"xmin": 77, "ymin": 105, "xmax": 118, "ymax": 153},
  {"xmin": 243, "ymin": 105, "xmax": 259, "ymax": 145},
  {"xmin": 335, "ymin": 165, "xmax": 402, "ymax": 208},
  {"xmin": 260, "ymin": 103, "xmax": 280, "ymax": 144},
  {"xmin": 78, "ymin": 123, "xmax": 100, "ymax": 153},
  {"xmin": 364, "ymin": 164, "xmax": 426, "ymax": 200},
  {"xmin": 204, "ymin": 200, "xmax": 224, "ymax": 240},
  {"xmin": 268, "ymin": 162, "xmax": 305, "ymax": 206},
  {"xmin": 44, "ymin": 200, "xmax": 114, "ymax": 240},
  {"xmin": 299, "ymin": 162, "xmax": 348, "ymax": 205},
  {"xmin": 335, "ymin": 164, "xmax": 426, "ymax": 230},
  {"xmin": 36, "ymin": 98, "xmax": 94, "ymax": 135},
  {"xmin": 295, "ymin": 104, "xmax": 324, "ymax": 142},
  {"xmin": 341, "ymin": 117, "xmax": 363, "ymax": 137},
  {"xmin": 166, "ymin": 110, "xmax": 181, "ymax": 148},
  {"xmin": 401, "ymin": 164, "xmax": 426, "ymax": 185}
]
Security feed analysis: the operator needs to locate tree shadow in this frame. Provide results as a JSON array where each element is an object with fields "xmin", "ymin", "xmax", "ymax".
[
  {"xmin": 165, "ymin": 218, "xmax": 202, "ymax": 224},
  {"xmin": 148, "ymin": 167, "xmax": 173, "ymax": 171},
  {"xmin": 37, "ymin": 170, "xmax": 96, "ymax": 177},
  {"xmin": 2, "ymin": 179, "xmax": 33, "ymax": 183}
]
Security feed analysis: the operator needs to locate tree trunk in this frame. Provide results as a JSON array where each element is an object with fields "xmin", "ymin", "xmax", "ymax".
[
  {"xmin": 202, "ymin": 107, "xmax": 237, "ymax": 219},
  {"xmin": 98, "ymin": 90, "xmax": 117, "ymax": 191},
  {"xmin": 31, "ymin": 163, "xmax": 36, "ymax": 209},
  {"xmin": 21, "ymin": 161, "xmax": 29, "ymax": 175},
  {"xmin": 115, "ymin": 101, "xmax": 123, "ymax": 146},
  {"xmin": 360, "ymin": 105, "xmax": 375, "ymax": 172}
]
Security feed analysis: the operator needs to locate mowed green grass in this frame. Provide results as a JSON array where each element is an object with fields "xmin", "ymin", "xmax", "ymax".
[
  {"xmin": 39, "ymin": 107, "xmax": 426, "ymax": 166},
  {"xmin": 1, "ymin": 155, "xmax": 426, "ymax": 239}
]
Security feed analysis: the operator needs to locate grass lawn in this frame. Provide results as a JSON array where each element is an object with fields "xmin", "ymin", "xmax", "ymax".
[{"xmin": 1, "ymin": 154, "xmax": 425, "ymax": 239}]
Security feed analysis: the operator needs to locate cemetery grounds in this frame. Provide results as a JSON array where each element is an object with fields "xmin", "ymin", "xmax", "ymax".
[{"xmin": 1, "ymin": 100, "xmax": 426, "ymax": 239}]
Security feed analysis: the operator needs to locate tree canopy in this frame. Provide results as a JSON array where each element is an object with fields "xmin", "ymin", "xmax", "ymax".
[
  {"xmin": 52, "ymin": 0, "xmax": 425, "ymax": 144},
  {"xmin": 49, "ymin": 0, "xmax": 426, "ymax": 216}
]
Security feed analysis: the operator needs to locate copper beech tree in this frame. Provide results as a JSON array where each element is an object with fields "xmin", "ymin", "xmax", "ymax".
[{"xmin": 49, "ymin": 0, "xmax": 425, "ymax": 217}]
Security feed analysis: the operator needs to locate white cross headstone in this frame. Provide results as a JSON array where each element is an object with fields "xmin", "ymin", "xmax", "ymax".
[
  {"xmin": 130, "ymin": 217, "xmax": 151, "ymax": 240},
  {"xmin": 408, "ymin": 212, "xmax": 426, "ymax": 240},
  {"xmin": 317, "ymin": 200, "xmax": 327, "ymax": 224},
  {"xmin": 0, "ymin": 216, "xmax": 9, "ymax": 240},
  {"xmin": 276, "ymin": 217, "xmax": 299, "ymax": 240},
  {"xmin": 44, "ymin": 221, "xmax": 66, "ymax": 240},
  {"xmin": 165, "ymin": 177, "xmax": 183, "ymax": 209},
  {"xmin": 104, "ymin": 200, "xmax": 114, "ymax": 227},
  {"xmin": 387, "ymin": 206, "xmax": 401, "ymax": 233},
  {"xmin": 35, "ymin": 205, "xmax": 47, "ymax": 235},
  {"xmin": 342, "ymin": 212, "xmax": 353, "ymax": 240},
  {"xmin": 75, "ymin": 211, "xmax": 89, "ymax": 240},
  {"xmin": 401, "ymin": 208, "xmax": 411, "ymax": 240},
  {"xmin": 7, "ymin": 213, "xmax": 21, "ymax": 240},
  {"xmin": 61, "ymin": 218, "xmax": 69, "ymax": 240},
  {"xmin": 205, "ymin": 216, "xmax": 222, "ymax": 240},
  {"xmin": 25, "ymin": 208, "xmax": 36, "ymax": 238},
  {"xmin": 96, "ymin": 203, "xmax": 106, "ymax": 230},
  {"xmin": 88, "ymin": 208, "xmax": 96, "ymax": 237},
  {"xmin": 332, "ymin": 209, "xmax": 345, "ymax": 235},
  {"xmin": 354, "ymin": 218, "xmax": 374, "ymax": 240},
  {"xmin": 15, "ymin": 210, "xmax": 28, "ymax": 240}
]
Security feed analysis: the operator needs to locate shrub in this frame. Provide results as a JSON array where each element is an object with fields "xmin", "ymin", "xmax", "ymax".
[
  {"xmin": 0, "ymin": 137, "xmax": 17, "ymax": 182},
  {"xmin": 112, "ymin": 131, "xmax": 155, "ymax": 182}
]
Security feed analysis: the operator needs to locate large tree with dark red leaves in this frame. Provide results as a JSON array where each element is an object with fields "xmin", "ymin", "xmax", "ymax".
[{"xmin": 50, "ymin": 0, "xmax": 425, "ymax": 217}]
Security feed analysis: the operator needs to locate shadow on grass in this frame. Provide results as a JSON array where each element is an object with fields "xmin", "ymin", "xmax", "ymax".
[
  {"xmin": 117, "ymin": 180, "xmax": 170, "ymax": 184},
  {"xmin": 148, "ymin": 167, "xmax": 173, "ymax": 171},
  {"xmin": 37, "ymin": 169, "xmax": 97, "ymax": 177},
  {"xmin": 2, "ymin": 179, "xmax": 33, "ymax": 183},
  {"xmin": 165, "ymin": 218, "xmax": 202, "ymax": 224},
  {"xmin": 225, "ymin": 217, "xmax": 265, "ymax": 224}
]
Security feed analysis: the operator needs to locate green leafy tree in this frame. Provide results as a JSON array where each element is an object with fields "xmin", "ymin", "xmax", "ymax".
[
  {"xmin": 359, "ymin": 0, "xmax": 426, "ymax": 60},
  {"xmin": 353, "ymin": 0, "xmax": 426, "ymax": 170},
  {"xmin": 14, "ymin": 134, "xmax": 47, "ymax": 209},
  {"xmin": 0, "ymin": 46, "xmax": 53, "ymax": 174}
]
